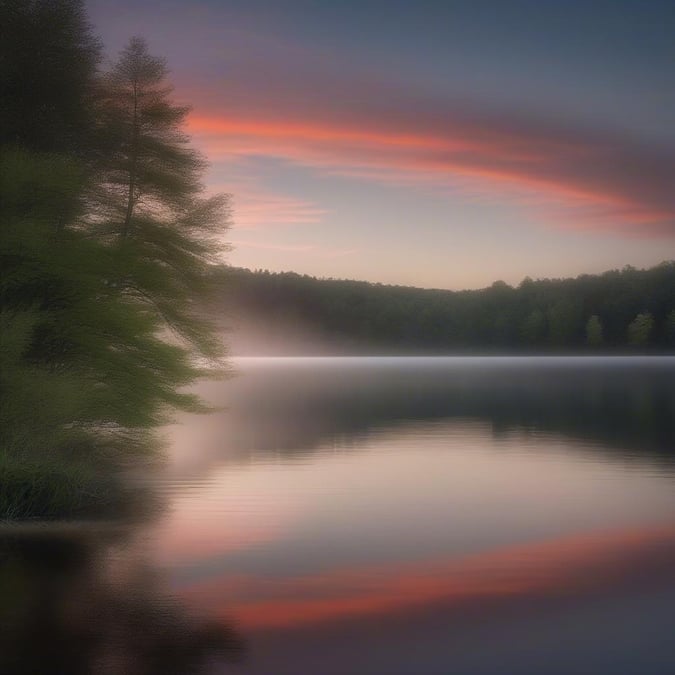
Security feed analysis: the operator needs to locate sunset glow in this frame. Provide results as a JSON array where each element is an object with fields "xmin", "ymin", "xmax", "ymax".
[{"xmin": 88, "ymin": 0, "xmax": 675, "ymax": 288}]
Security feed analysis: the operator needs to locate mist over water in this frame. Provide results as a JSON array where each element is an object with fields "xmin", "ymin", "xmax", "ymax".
[{"xmin": 222, "ymin": 313, "xmax": 347, "ymax": 356}]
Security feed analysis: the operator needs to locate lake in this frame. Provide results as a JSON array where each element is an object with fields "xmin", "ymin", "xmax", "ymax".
[{"xmin": 2, "ymin": 357, "xmax": 675, "ymax": 674}]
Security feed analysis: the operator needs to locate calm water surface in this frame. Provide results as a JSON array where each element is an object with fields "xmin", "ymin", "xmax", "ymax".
[{"xmin": 3, "ymin": 357, "xmax": 675, "ymax": 674}]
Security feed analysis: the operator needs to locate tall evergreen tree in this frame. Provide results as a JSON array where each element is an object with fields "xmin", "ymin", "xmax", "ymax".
[{"xmin": 91, "ymin": 37, "xmax": 230, "ymax": 367}]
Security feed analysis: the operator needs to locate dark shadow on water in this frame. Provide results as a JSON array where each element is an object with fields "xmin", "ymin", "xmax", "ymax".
[{"xmin": 0, "ymin": 526, "xmax": 245, "ymax": 675}]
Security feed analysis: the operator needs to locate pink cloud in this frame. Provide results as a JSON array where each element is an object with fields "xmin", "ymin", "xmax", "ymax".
[
  {"xmin": 91, "ymin": 1, "xmax": 675, "ymax": 239},
  {"xmin": 200, "ymin": 170, "xmax": 326, "ymax": 230},
  {"xmin": 186, "ymin": 107, "xmax": 675, "ymax": 237}
]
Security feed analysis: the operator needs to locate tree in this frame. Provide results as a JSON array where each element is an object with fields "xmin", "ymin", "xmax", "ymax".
[
  {"xmin": 92, "ymin": 37, "xmax": 230, "ymax": 368},
  {"xmin": 547, "ymin": 298, "xmax": 583, "ymax": 346},
  {"xmin": 1, "ymin": 23, "xmax": 231, "ymax": 517},
  {"xmin": 1, "ymin": 1, "xmax": 109, "ymax": 516},
  {"xmin": 1, "ymin": 151, "xmax": 88, "ymax": 457},
  {"xmin": 0, "ymin": 0, "xmax": 100, "ymax": 155},
  {"xmin": 585, "ymin": 315, "xmax": 603, "ymax": 347},
  {"xmin": 627, "ymin": 312, "xmax": 654, "ymax": 347},
  {"xmin": 666, "ymin": 309, "xmax": 675, "ymax": 346},
  {"xmin": 521, "ymin": 308, "xmax": 546, "ymax": 346},
  {"xmin": 1, "ymin": 147, "xmax": 211, "ymax": 517}
]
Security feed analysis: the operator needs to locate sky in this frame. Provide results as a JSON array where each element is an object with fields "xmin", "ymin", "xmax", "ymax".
[{"xmin": 88, "ymin": 0, "xmax": 675, "ymax": 290}]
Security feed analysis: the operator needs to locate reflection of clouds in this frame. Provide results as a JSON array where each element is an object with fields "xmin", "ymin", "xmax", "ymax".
[
  {"xmin": 153, "ymin": 518, "xmax": 283, "ymax": 566},
  {"xmin": 149, "ymin": 357, "xmax": 675, "ymax": 672},
  {"xmin": 177, "ymin": 524, "xmax": 675, "ymax": 632},
  {"xmin": 150, "ymin": 483, "xmax": 294, "ymax": 566},
  {"xmin": 147, "ymin": 358, "xmax": 675, "ymax": 672},
  {"xmin": 157, "ymin": 417, "xmax": 675, "ymax": 604}
]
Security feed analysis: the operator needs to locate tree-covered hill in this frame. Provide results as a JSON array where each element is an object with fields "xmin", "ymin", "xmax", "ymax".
[{"xmin": 212, "ymin": 263, "xmax": 675, "ymax": 353}]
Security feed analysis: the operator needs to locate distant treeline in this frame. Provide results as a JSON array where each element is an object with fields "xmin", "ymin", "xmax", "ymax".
[{"xmin": 213, "ymin": 263, "xmax": 675, "ymax": 352}]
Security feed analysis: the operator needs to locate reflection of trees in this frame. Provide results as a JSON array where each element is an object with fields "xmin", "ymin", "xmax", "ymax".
[
  {"xmin": 188, "ymin": 360, "xmax": 675, "ymax": 472},
  {"xmin": 0, "ymin": 530, "xmax": 244, "ymax": 675}
]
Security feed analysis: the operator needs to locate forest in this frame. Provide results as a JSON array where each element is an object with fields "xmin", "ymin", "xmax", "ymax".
[{"xmin": 214, "ymin": 263, "xmax": 675, "ymax": 353}]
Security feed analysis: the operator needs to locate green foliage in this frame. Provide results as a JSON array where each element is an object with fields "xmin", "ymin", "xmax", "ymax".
[
  {"xmin": 2, "ymin": 148, "xmax": 205, "ymax": 427},
  {"xmin": 214, "ymin": 263, "xmax": 675, "ymax": 353},
  {"xmin": 586, "ymin": 315, "xmax": 603, "ymax": 347},
  {"xmin": 0, "ymin": 450, "xmax": 134, "ymax": 520},
  {"xmin": 665, "ymin": 310, "xmax": 675, "ymax": 346},
  {"xmin": 547, "ymin": 298, "xmax": 583, "ymax": 346},
  {"xmin": 2, "ymin": 151, "xmax": 90, "ymax": 453},
  {"xmin": 521, "ymin": 309, "xmax": 546, "ymax": 345},
  {"xmin": 91, "ymin": 37, "xmax": 230, "ymax": 368},
  {"xmin": 1, "ymin": 15, "xmax": 230, "ymax": 518},
  {"xmin": 627, "ymin": 312, "xmax": 654, "ymax": 347}
]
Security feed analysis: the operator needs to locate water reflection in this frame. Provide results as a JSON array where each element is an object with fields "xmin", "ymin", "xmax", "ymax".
[
  {"xmin": 0, "ymin": 526, "xmax": 244, "ymax": 675},
  {"xmin": 184, "ymin": 524, "xmax": 675, "ymax": 631},
  {"xmin": 6, "ymin": 358, "xmax": 675, "ymax": 675},
  {"xmin": 214, "ymin": 527, "xmax": 675, "ymax": 675},
  {"xmin": 172, "ymin": 357, "xmax": 675, "ymax": 477},
  {"xmin": 154, "ymin": 357, "xmax": 675, "ymax": 674}
]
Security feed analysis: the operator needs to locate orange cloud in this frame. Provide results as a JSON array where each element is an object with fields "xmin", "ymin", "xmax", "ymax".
[{"xmin": 188, "ymin": 116, "xmax": 480, "ymax": 153}]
